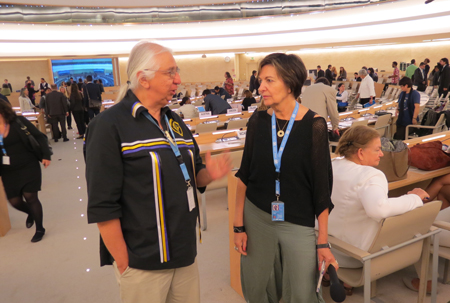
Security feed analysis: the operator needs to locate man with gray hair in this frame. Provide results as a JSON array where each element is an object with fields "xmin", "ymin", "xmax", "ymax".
[
  {"xmin": 44, "ymin": 83, "xmax": 69, "ymax": 142},
  {"xmin": 355, "ymin": 69, "xmax": 376, "ymax": 105}
]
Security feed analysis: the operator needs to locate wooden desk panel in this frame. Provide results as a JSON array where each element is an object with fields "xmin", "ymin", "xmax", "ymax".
[{"xmin": 0, "ymin": 178, "xmax": 11, "ymax": 236}]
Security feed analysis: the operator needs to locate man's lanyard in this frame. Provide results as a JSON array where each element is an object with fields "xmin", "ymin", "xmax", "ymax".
[
  {"xmin": 271, "ymin": 102, "xmax": 299, "ymax": 201},
  {"xmin": 142, "ymin": 112, "xmax": 191, "ymax": 186}
]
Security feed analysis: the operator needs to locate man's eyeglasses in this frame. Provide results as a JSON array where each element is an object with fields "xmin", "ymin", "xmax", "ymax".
[{"xmin": 144, "ymin": 67, "xmax": 180, "ymax": 79}]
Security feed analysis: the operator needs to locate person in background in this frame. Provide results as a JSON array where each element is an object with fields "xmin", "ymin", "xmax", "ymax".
[
  {"xmin": 413, "ymin": 62, "xmax": 427, "ymax": 92},
  {"xmin": 368, "ymin": 68, "xmax": 379, "ymax": 82},
  {"xmin": 70, "ymin": 83, "xmax": 85, "ymax": 139},
  {"xmin": 77, "ymin": 78, "xmax": 83, "ymax": 91},
  {"xmin": 19, "ymin": 88, "xmax": 37, "ymax": 112},
  {"xmin": 234, "ymin": 52, "xmax": 336, "ymax": 303},
  {"xmin": 331, "ymin": 66, "xmax": 337, "ymax": 81},
  {"xmin": 178, "ymin": 96, "xmax": 198, "ymax": 119},
  {"xmin": 337, "ymin": 66, "xmax": 347, "ymax": 81},
  {"xmin": 0, "ymin": 100, "xmax": 52, "ymax": 242},
  {"xmin": 44, "ymin": 84, "xmax": 69, "ymax": 142},
  {"xmin": 3, "ymin": 79, "xmax": 12, "ymax": 94},
  {"xmin": 325, "ymin": 64, "xmax": 334, "ymax": 85},
  {"xmin": 24, "ymin": 76, "xmax": 35, "ymax": 87},
  {"xmin": 317, "ymin": 65, "xmax": 325, "ymax": 79},
  {"xmin": 241, "ymin": 90, "xmax": 256, "ymax": 111},
  {"xmin": 353, "ymin": 72, "xmax": 362, "ymax": 82},
  {"xmin": 202, "ymin": 89, "xmax": 231, "ymax": 115},
  {"xmin": 424, "ymin": 58, "xmax": 431, "ymax": 80},
  {"xmin": 249, "ymin": 70, "xmax": 257, "ymax": 94},
  {"xmin": 38, "ymin": 88, "xmax": 52, "ymax": 111},
  {"xmin": 83, "ymin": 75, "xmax": 102, "ymax": 121},
  {"xmin": 1, "ymin": 83, "xmax": 11, "ymax": 96},
  {"xmin": 98, "ymin": 79, "xmax": 105, "ymax": 94},
  {"xmin": 39, "ymin": 78, "xmax": 49, "ymax": 96},
  {"xmin": 405, "ymin": 59, "xmax": 418, "ymax": 80},
  {"xmin": 430, "ymin": 65, "xmax": 440, "ymax": 87},
  {"xmin": 224, "ymin": 71, "xmax": 234, "ymax": 96},
  {"xmin": 327, "ymin": 125, "xmax": 427, "ymax": 294},
  {"xmin": 439, "ymin": 58, "xmax": 450, "ymax": 98},
  {"xmin": 393, "ymin": 77, "xmax": 420, "ymax": 140},
  {"xmin": 355, "ymin": 69, "xmax": 375, "ymax": 106},
  {"xmin": 388, "ymin": 61, "xmax": 400, "ymax": 85},
  {"xmin": 0, "ymin": 92, "xmax": 10, "ymax": 104},
  {"xmin": 86, "ymin": 40, "xmax": 231, "ymax": 303},
  {"xmin": 59, "ymin": 86, "xmax": 73, "ymax": 130},
  {"xmin": 214, "ymin": 86, "xmax": 232, "ymax": 100},
  {"xmin": 336, "ymin": 83, "xmax": 349, "ymax": 112},
  {"xmin": 26, "ymin": 82, "xmax": 39, "ymax": 106}
]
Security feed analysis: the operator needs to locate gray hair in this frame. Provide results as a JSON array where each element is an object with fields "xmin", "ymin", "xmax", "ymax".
[
  {"xmin": 358, "ymin": 69, "xmax": 368, "ymax": 76},
  {"xmin": 116, "ymin": 40, "xmax": 172, "ymax": 102},
  {"xmin": 20, "ymin": 87, "xmax": 27, "ymax": 98}
]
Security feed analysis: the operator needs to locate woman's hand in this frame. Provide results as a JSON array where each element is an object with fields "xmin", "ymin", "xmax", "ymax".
[
  {"xmin": 318, "ymin": 247, "xmax": 338, "ymax": 272},
  {"xmin": 205, "ymin": 151, "xmax": 232, "ymax": 181},
  {"xmin": 408, "ymin": 188, "xmax": 430, "ymax": 201},
  {"xmin": 234, "ymin": 232, "xmax": 248, "ymax": 256},
  {"xmin": 42, "ymin": 160, "xmax": 51, "ymax": 168}
]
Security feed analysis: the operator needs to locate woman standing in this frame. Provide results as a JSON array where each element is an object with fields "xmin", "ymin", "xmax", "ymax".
[
  {"xmin": 393, "ymin": 77, "xmax": 421, "ymax": 140},
  {"xmin": 224, "ymin": 71, "xmax": 234, "ymax": 96},
  {"xmin": 0, "ymin": 101, "xmax": 51, "ymax": 242},
  {"xmin": 26, "ymin": 82, "xmax": 39, "ymax": 105},
  {"xmin": 234, "ymin": 53, "xmax": 336, "ymax": 302},
  {"xmin": 59, "ymin": 86, "xmax": 73, "ymax": 130},
  {"xmin": 70, "ymin": 84, "xmax": 85, "ymax": 139}
]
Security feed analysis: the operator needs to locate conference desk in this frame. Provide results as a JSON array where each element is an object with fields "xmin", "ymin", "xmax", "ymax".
[{"xmin": 226, "ymin": 130, "xmax": 450, "ymax": 297}]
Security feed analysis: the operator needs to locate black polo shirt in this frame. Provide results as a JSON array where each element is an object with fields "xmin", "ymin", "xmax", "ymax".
[{"xmin": 85, "ymin": 90, "xmax": 206, "ymax": 270}]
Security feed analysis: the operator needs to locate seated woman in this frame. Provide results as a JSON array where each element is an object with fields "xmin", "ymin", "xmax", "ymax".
[
  {"xmin": 19, "ymin": 88, "xmax": 38, "ymax": 112},
  {"xmin": 336, "ymin": 83, "xmax": 349, "ymax": 112},
  {"xmin": 178, "ymin": 96, "xmax": 198, "ymax": 119},
  {"xmin": 1, "ymin": 83, "xmax": 11, "ymax": 96},
  {"xmin": 327, "ymin": 125, "xmax": 428, "ymax": 292},
  {"xmin": 241, "ymin": 90, "xmax": 256, "ymax": 111}
]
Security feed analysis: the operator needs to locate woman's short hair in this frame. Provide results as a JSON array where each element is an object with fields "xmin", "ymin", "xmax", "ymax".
[
  {"xmin": 244, "ymin": 90, "xmax": 252, "ymax": 98},
  {"xmin": 337, "ymin": 83, "xmax": 345, "ymax": 89},
  {"xmin": 225, "ymin": 72, "xmax": 231, "ymax": 78},
  {"xmin": 258, "ymin": 53, "xmax": 307, "ymax": 99},
  {"xmin": 399, "ymin": 77, "xmax": 413, "ymax": 88},
  {"xmin": 336, "ymin": 125, "xmax": 380, "ymax": 158},
  {"xmin": 20, "ymin": 87, "xmax": 27, "ymax": 98},
  {"xmin": 0, "ymin": 100, "xmax": 16, "ymax": 123},
  {"xmin": 180, "ymin": 96, "xmax": 189, "ymax": 106},
  {"xmin": 116, "ymin": 40, "xmax": 172, "ymax": 102}
]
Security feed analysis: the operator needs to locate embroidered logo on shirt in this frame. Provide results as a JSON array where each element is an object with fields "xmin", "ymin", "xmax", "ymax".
[{"xmin": 170, "ymin": 119, "xmax": 183, "ymax": 137}]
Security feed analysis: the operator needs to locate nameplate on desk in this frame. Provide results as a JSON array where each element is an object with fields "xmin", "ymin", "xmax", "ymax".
[
  {"xmin": 227, "ymin": 98, "xmax": 234, "ymax": 103},
  {"xmin": 199, "ymin": 111, "xmax": 212, "ymax": 118},
  {"xmin": 248, "ymin": 106, "xmax": 257, "ymax": 112},
  {"xmin": 237, "ymin": 130, "xmax": 247, "ymax": 139},
  {"xmin": 227, "ymin": 108, "xmax": 238, "ymax": 114}
]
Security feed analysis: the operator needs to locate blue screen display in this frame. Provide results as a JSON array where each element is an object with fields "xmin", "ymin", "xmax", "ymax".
[{"xmin": 51, "ymin": 58, "xmax": 115, "ymax": 87}]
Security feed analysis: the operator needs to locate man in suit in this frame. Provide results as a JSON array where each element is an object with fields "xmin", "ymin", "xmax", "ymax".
[
  {"xmin": 202, "ymin": 89, "xmax": 231, "ymax": 115},
  {"xmin": 214, "ymin": 86, "xmax": 232, "ymax": 100},
  {"xmin": 317, "ymin": 65, "xmax": 325, "ymax": 79},
  {"xmin": 301, "ymin": 77, "xmax": 339, "ymax": 132},
  {"xmin": 249, "ymin": 70, "xmax": 257, "ymax": 94},
  {"xmin": 325, "ymin": 64, "xmax": 334, "ymax": 86},
  {"xmin": 83, "ymin": 75, "xmax": 102, "ymax": 121},
  {"xmin": 44, "ymin": 84, "xmax": 69, "ymax": 142},
  {"xmin": 39, "ymin": 78, "xmax": 49, "ymax": 96},
  {"xmin": 439, "ymin": 58, "xmax": 450, "ymax": 98},
  {"xmin": 413, "ymin": 62, "xmax": 427, "ymax": 92}
]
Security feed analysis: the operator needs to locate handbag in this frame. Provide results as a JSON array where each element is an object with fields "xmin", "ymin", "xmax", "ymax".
[
  {"xmin": 409, "ymin": 141, "xmax": 450, "ymax": 171},
  {"xmin": 15, "ymin": 118, "xmax": 53, "ymax": 161},
  {"xmin": 85, "ymin": 84, "xmax": 102, "ymax": 109},
  {"xmin": 377, "ymin": 137, "xmax": 409, "ymax": 182}
]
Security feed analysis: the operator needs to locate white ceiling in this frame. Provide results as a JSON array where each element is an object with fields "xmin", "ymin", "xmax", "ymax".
[
  {"xmin": 1, "ymin": 0, "xmax": 255, "ymax": 7},
  {"xmin": 0, "ymin": 0, "xmax": 449, "ymax": 57}
]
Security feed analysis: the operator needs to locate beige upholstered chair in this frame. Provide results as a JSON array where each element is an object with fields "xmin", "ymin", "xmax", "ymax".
[
  {"xmin": 350, "ymin": 119, "xmax": 368, "ymax": 127},
  {"xmin": 373, "ymin": 114, "xmax": 392, "ymax": 137},
  {"xmin": 328, "ymin": 201, "xmax": 442, "ymax": 303},
  {"xmin": 200, "ymin": 150, "xmax": 243, "ymax": 230},
  {"xmin": 406, "ymin": 113, "xmax": 446, "ymax": 139},
  {"xmin": 227, "ymin": 118, "xmax": 248, "ymax": 129},
  {"xmin": 195, "ymin": 122, "xmax": 218, "ymax": 134}
]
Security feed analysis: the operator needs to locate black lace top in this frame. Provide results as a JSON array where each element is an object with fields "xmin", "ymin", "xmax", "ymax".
[{"xmin": 236, "ymin": 109, "xmax": 333, "ymax": 227}]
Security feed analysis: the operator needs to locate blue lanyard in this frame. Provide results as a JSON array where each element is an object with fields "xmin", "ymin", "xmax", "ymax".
[
  {"xmin": 271, "ymin": 102, "xmax": 299, "ymax": 200},
  {"xmin": 0, "ymin": 134, "xmax": 6, "ymax": 156},
  {"xmin": 142, "ymin": 111, "xmax": 191, "ymax": 185}
]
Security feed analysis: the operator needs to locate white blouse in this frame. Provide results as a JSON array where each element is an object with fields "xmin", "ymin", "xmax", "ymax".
[
  {"xmin": 328, "ymin": 157, "xmax": 423, "ymax": 267},
  {"xmin": 19, "ymin": 96, "xmax": 35, "ymax": 112},
  {"xmin": 336, "ymin": 90, "xmax": 349, "ymax": 103}
]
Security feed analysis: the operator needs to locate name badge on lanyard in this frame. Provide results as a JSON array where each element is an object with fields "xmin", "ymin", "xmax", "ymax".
[
  {"xmin": 271, "ymin": 102, "xmax": 299, "ymax": 221},
  {"xmin": 0, "ymin": 134, "xmax": 9, "ymax": 165},
  {"xmin": 143, "ymin": 112, "xmax": 196, "ymax": 212}
]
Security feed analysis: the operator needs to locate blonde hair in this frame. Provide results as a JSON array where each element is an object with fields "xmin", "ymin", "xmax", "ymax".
[
  {"xmin": 116, "ymin": 40, "xmax": 172, "ymax": 102},
  {"xmin": 336, "ymin": 125, "xmax": 380, "ymax": 158}
]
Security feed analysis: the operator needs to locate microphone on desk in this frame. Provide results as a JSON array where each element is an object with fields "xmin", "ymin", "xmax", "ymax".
[{"xmin": 328, "ymin": 264, "xmax": 346, "ymax": 302}]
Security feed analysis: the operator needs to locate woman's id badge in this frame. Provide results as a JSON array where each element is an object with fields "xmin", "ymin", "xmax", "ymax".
[
  {"xmin": 271, "ymin": 201, "xmax": 284, "ymax": 221},
  {"xmin": 2, "ymin": 156, "xmax": 10, "ymax": 165}
]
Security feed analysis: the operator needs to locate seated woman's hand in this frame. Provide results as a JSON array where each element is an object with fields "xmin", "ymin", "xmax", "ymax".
[{"xmin": 407, "ymin": 188, "xmax": 430, "ymax": 201}]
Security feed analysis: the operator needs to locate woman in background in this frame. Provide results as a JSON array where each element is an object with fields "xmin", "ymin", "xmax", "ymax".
[
  {"xmin": 26, "ymin": 82, "xmax": 39, "ymax": 105},
  {"xmin": 178, "ymin": 96, "xmax": 198, "ymax": 119},
  {"xmin": 331, "ymin": 66, "xmax": 337, "ymax": 81},
  {"xmin": 1, "ymin": 83, "xmax": 11, "ymax": 96},
  {"xmin": 241, "ymin": 90, "xmax": 256, "ymax": 111},
  {"xmin": 0, "ymin": 101, "xmax": 51, "ymax": 242},
  {"xmin": 19, "ymin": 88, "xmax": 37, "ymax": 112},
  {"xmin": 337, "ymin": 67, "xmax": 347, "ymax": 81},
  {"xmin": 59, "ymin": 86, "xmax": 72, "ymax": 130},
  {"xmin": 224, "ymin": 72, "xmax": 234, "ymax": 96},
  {"xmin": 336, "ymin": 83, "xmax": 349, "ymax": 112},
  {"xmin": 70, "ymin": 83, "xmax": 85, "ymax": 139}
]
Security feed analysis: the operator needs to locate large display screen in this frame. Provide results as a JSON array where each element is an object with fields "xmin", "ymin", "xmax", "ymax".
[{"xmin": 51, "ymin": 58, "xmax": 115, "ymax": 87}]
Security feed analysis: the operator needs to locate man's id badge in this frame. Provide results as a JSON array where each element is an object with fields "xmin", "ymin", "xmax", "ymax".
[
  {"xmin": 187, "ymin": 186, "xmax": 196, "ymax": 212},
  {"xmin": 271, "ymin": 201, "xmax": 284, "ymax": 221},
  {"xmin": 2, "ymin": 156, "xmax": 10, "ymax": 165}
]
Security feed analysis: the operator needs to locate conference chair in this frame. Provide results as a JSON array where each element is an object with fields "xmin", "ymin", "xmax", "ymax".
[
  {"xmin": 373, "ymin": 113, "xmax": 392, "ymax": 137},
  {"xmin": 169, "ymin": 103, "xmax": 180, "ymax": 110},
  {"xmin": 425, "ymin": 86, "xmax": 434, "ymax": 96},
  {"xmin": 199, "ymin": 150, "xmax": 244, "ymax": 230},
  {"xmin": 328, "ymin": 201, "xmax": 442, "ymax": 303},
  {"xmin": 350, "ymin": 119, "xmax": 369, "ymax": 127},
  {"xmin": 432, "ymin": 220, "xmax": 450, "ymax": 284},
  {"xmin": 193, "ymin": 99, "xmax": 203, "ymax": 106},
  {"xmin": 195, "ymin": 122, "xmax": 218, "ymax": 133},
  {"xmin": 227, "ymin": 118, "xmax": 248, "ymax": 129},
  {"xmin": 406, "ymin": 113, "xmax": 446, "ymax": 139}
]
